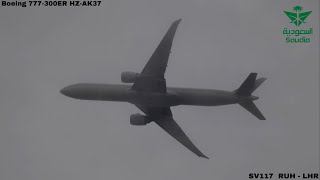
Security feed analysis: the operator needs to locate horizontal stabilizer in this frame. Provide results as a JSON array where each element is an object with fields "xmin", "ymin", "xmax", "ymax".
[
  {"xmin": 252, "ymin": 77, "xmax": 267, "ymax": 93},
  {"xmin": 239, "ymin": 101, "xmax": 266, "ymax": 120}
]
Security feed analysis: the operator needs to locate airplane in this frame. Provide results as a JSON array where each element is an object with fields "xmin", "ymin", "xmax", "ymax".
[{"xmin": 60, "ymin": 19, "xmax": 266, "ymax": 159}]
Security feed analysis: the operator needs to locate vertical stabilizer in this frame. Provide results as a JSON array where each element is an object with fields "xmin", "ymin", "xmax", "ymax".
[{"xmin": 235, "ymin": 73, "xmax": 257, "ymax": 96}]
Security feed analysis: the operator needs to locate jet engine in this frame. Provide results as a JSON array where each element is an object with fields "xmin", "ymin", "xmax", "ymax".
[
  {"xmin": 130, "ymin": 113, "xmax": 151, "ymax": 126},
  {"xmin": 121, "ymin": 71, "xmax": 140, "ymax": 83}
]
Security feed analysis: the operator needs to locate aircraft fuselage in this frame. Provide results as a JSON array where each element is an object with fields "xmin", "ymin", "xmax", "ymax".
[{"xmin": 60, "ymin": 83, "xmax": 258, "ymax": 107}]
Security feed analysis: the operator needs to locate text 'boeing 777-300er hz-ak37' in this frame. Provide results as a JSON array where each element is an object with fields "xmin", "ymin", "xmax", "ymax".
[{"xmin": 61, "ymin": 19, "xmax": 266, "ymax": 159}]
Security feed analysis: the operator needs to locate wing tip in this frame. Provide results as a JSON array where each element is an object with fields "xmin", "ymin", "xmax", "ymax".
[
  {"xmin": 200, "ymin": 154, "xmax": 210, "ymax": 159},
  {"xmin": 173, "ymin": 18, "xmax": 182, "ymax": 25},
  {"xmin": 198, "ymin": 151, "xmax": 209, "ymax": 159}
]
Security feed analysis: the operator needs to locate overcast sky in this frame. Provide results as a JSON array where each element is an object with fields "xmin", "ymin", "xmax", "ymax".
[{"xmin": 0, "ymin": 0, "xmax": 319, "ymax": 180}]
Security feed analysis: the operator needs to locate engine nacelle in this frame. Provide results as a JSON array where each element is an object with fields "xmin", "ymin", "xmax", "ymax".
[
  {"xmin": 121, "ymin": 71, "xmax": 140, "ymax": 83},
  {"xmin": 130, "ymin": 113, "xmax": 150, "ymax": 126}
]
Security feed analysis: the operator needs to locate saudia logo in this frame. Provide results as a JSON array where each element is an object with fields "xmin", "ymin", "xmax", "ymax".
[
  {"xmin": 284, "ymin": 6, "xmax": 312, "ymax": 26},
  {"xmin": 283, "ymin": 6, "xmax": 313, "ymax": 43}
]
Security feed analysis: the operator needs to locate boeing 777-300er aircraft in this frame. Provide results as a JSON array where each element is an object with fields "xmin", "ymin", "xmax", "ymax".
[{"xmin": 60, "ymin": 19, "xmax": 266, "ymax": 159}]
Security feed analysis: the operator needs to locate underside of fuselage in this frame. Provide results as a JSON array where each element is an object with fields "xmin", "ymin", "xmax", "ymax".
[{"xmin": 60, "ymin": 83, "xmax": 256, "ymax": 107}]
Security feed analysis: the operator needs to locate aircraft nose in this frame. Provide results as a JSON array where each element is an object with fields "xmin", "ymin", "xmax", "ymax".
[{"xmin": 60, "ymin": 86, "xmax": 72, "ymax": 97}]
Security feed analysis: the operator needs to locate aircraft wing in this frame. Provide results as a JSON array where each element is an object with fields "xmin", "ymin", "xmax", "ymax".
[
  {"xmin": 136, "ymin": 105, "xmax": 209, "ymax": 159},
  {"xmin": 131, "ymin": 19, "xmax": 182, "ymax": 93}
]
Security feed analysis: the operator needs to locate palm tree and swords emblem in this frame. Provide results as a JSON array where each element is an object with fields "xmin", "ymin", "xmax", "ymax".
[{"xmin": 284, "ymin": 6, "xmax": 312, "ymax": 26}]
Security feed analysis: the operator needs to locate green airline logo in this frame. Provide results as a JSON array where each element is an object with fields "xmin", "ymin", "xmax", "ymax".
[
  {"xmin": 284, "ymin": 6, "xmax": 312, "ymax": 26},
  {"xmin": 282, "ymin": 5, "xmax": 313, "ymax": 43}
]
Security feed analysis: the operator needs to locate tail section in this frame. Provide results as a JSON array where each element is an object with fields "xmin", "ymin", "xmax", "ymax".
[
  {"xmin": 252, "ymin": 77, "xmax": 267, "ymax": 93},
  {"xmin": 239, "ymin": 101, "xmax": 266, "ymax": 120},
  {"xmin": 235, "ymin": 73, "xmax": 257, "ymax": 96},
  {"xmin": 235, "ymin": 73, "xmax": 267, "ymax": 120}
]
